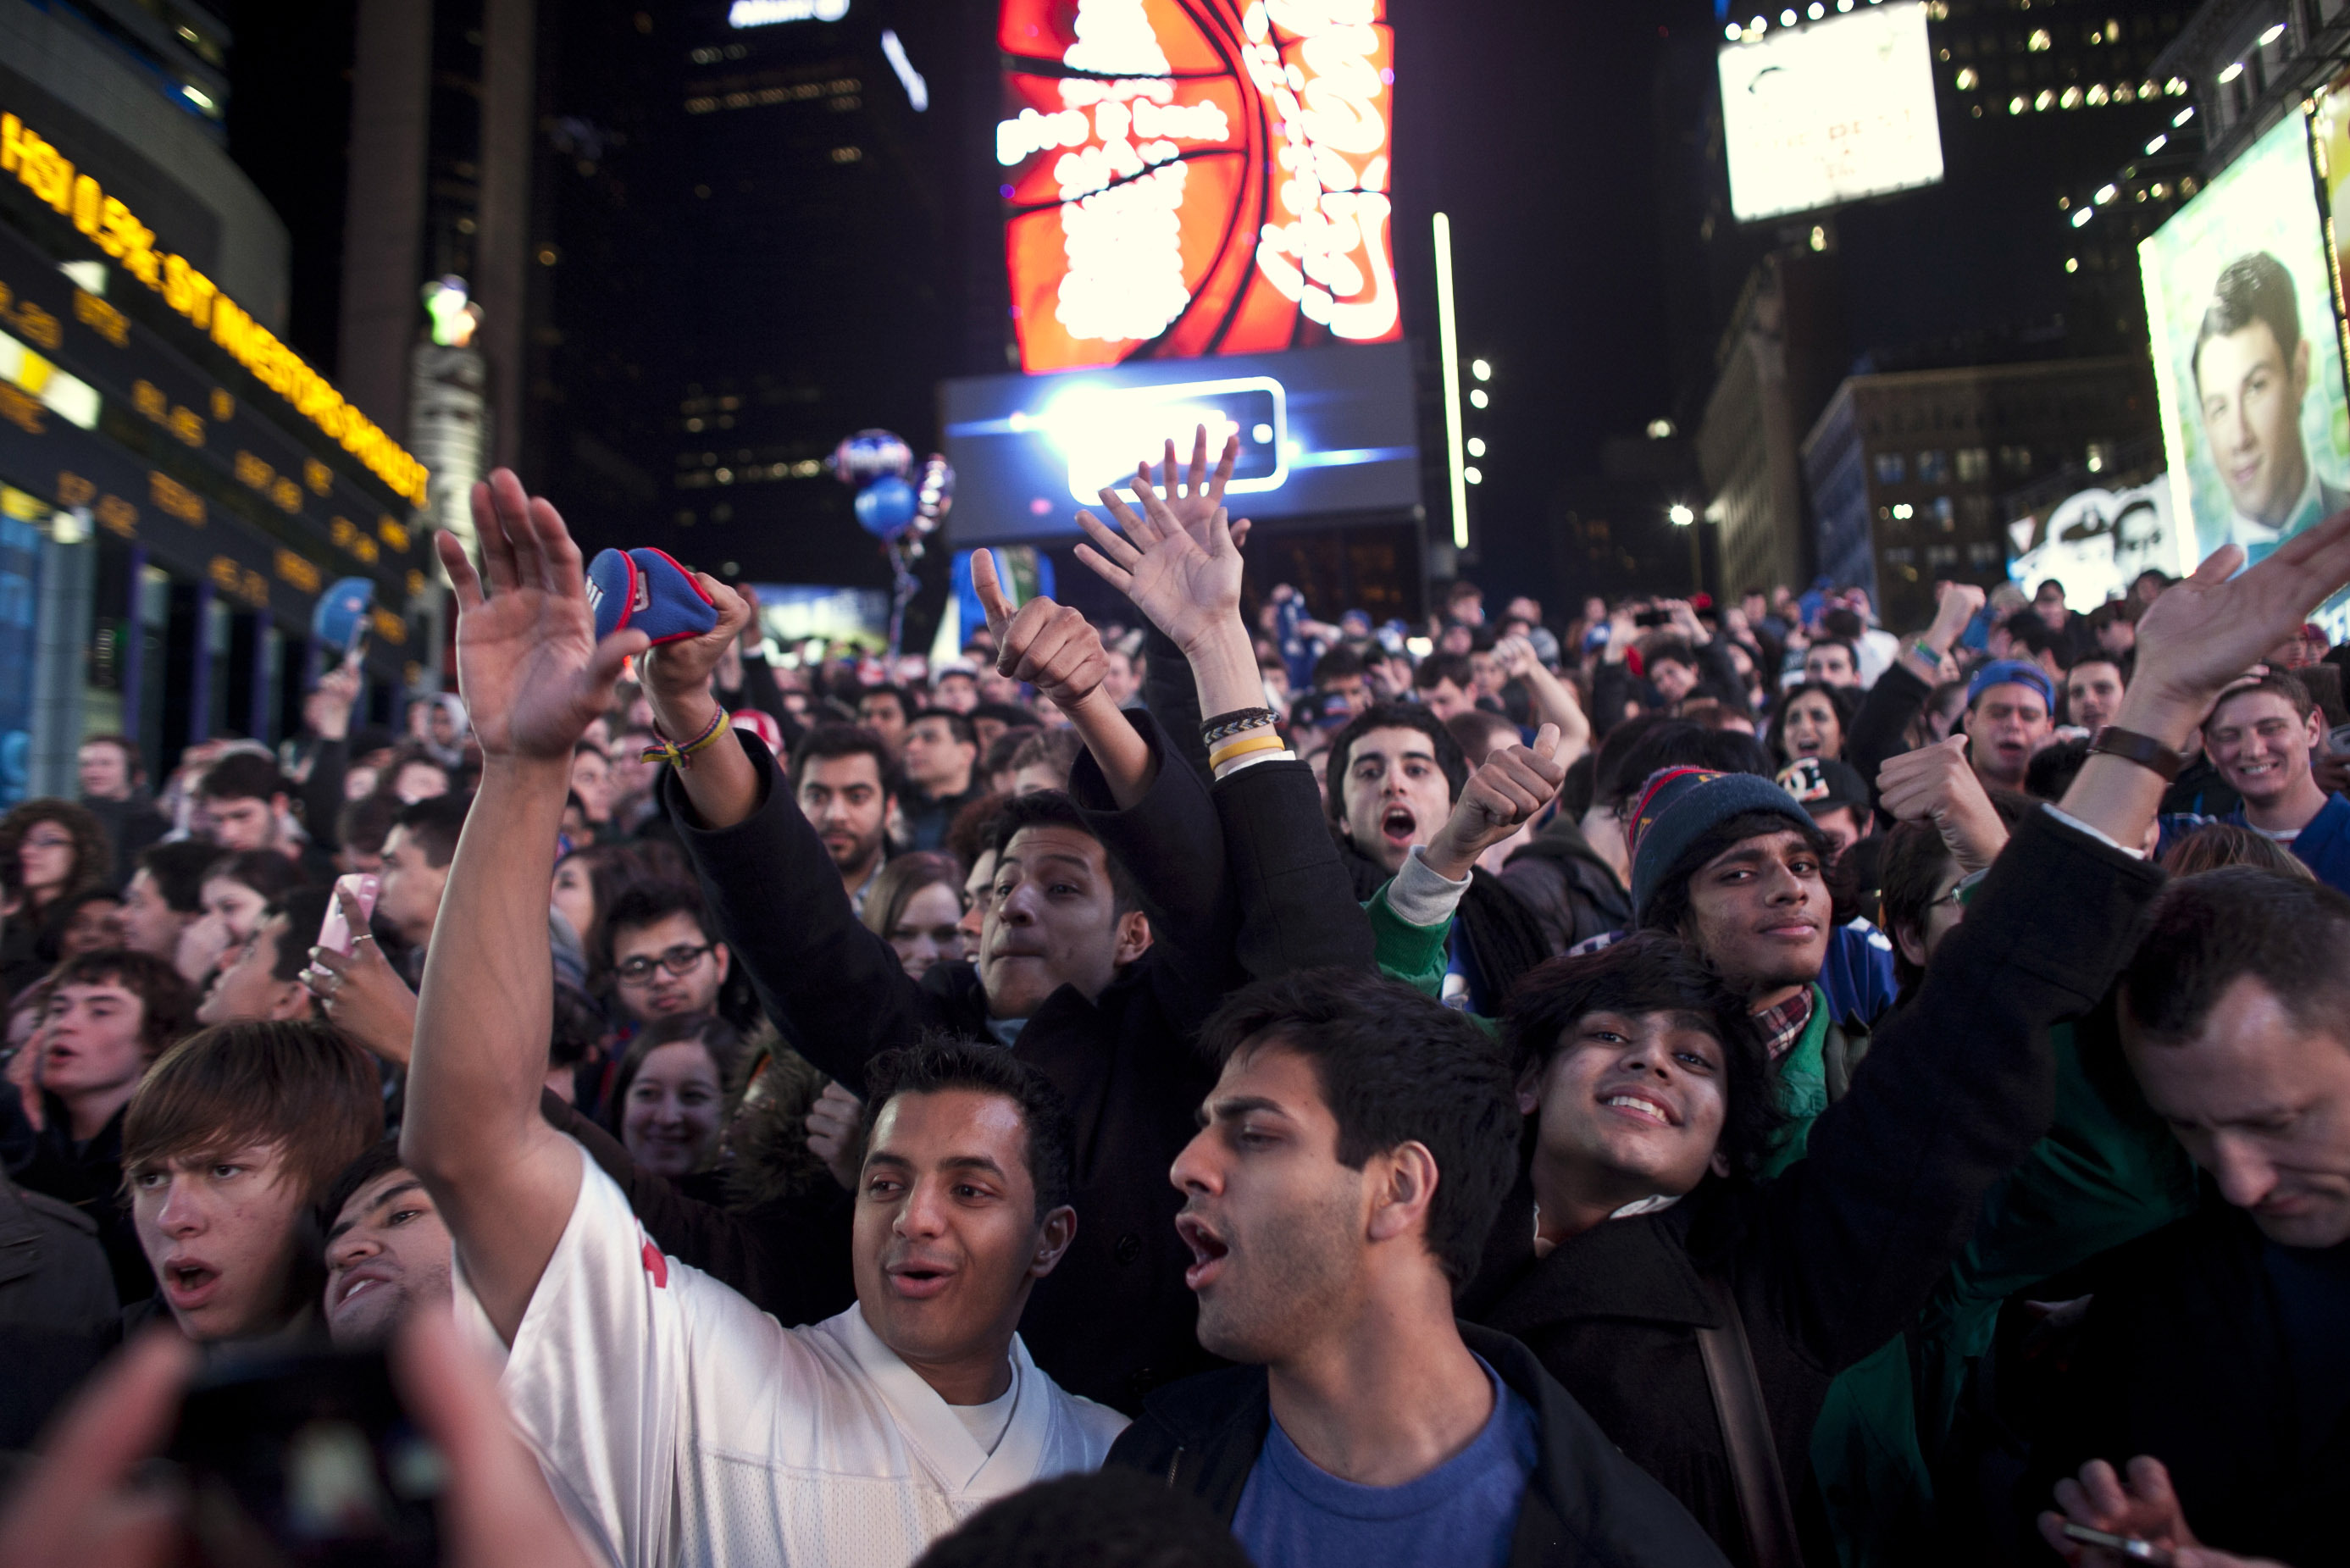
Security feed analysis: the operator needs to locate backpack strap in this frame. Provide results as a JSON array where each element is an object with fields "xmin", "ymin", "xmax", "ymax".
[{"xmin": 1694, "ymin": 1271, "xmax": 1804, "ymax": 1568}]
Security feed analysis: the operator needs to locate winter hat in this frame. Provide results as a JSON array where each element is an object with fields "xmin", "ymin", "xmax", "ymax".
[{"xmin": 1627, "ymin": 765, "xmax": 1816, "ymax": 918}]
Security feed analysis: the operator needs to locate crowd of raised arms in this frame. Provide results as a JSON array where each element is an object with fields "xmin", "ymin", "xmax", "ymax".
[{"xmin": 0, "ymin": 429, "xmax": 2345, "ymax": 1568}]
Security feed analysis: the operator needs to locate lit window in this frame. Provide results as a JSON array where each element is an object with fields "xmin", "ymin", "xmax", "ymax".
[
  {"xmin": 2086, "ymin": 83, "xmax": 2108, "ymax": 105},
  {"xmin": 1956, "ymin": 67, "xmax": 1979, "ymax": 89},
  {"xmin": 2065, "ymin": 257, "xmax": 2079, "ymax": 273},
  {"xmin": 2114, "ymin": 81, "xmax": 2136, "ymax": 102},
  {"xmin": 1470, "ymin": 389, "xmax": 1489, "ymax": 409},
  {"xmin": 2259, "ymin": 22, "xmax": 2286, "ymax": 45},
  {"xmin": 2035, "ymin": 89, "xmax": 2055, "ymax": 110},
  {"xmin": 2026, "ymin": 27, "xmax": 2051, "ymax": 51},
  {"xmin": 2218, "ymin": 61, "xmax": 2244, "ymax": 84},
  {"xmin": 2009, "ymin": 96, "xmax": 2028, "ymax": 114},
  {"xmin": 2166, "ymin": 77, "xmax": 2189, "ymax": 95},
  {"xmin": 1875, "ymin": 452, "xmax": 1907, "ymax": 484},
  {"xmin": 1463, "ymin": 467, "xmax": 1483, "ymax": 485},
  {"xmin": 1466, "ymin": 437, "xmax": 1487, "ymax": 457},
  {"xmin": 2060, "ymin": 86, "xmax": 2081, "ymax": 108}
]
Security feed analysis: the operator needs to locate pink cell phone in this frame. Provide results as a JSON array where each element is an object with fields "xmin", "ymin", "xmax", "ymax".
[{"xmin": 317, "ymin": 873, "xmax": 380, "ymax": 956}]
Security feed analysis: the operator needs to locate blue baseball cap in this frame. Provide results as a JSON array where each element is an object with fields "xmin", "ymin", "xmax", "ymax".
[{"xmin": 1965, "ymin": 658, "xmax": 2055, "ymax": 712}]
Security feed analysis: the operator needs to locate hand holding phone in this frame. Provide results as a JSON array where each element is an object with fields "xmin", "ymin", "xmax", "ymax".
[{"xmin": 318, "ymin": 875, "xmax": 380, "ymax": 958}]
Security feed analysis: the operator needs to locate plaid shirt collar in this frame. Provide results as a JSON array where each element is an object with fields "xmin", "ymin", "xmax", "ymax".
[{"xmin": 1754, "ymin": 986, "xmax": 1815, "ymax": 1062}]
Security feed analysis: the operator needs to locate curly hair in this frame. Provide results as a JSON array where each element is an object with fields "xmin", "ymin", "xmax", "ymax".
[{"xmin": 0, "ymin": 799, "xmax": 113, "ymax": 912}]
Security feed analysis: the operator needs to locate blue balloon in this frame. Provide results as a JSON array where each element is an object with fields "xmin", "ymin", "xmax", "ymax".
[{"xmin": 855, "ymin": 474, "xmax": 919, "ymax": 540}]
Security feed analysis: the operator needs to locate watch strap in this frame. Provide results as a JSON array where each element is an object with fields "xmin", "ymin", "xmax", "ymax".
[{"xmin": 2087, "ymin": 724, "xmax": 2186, "ymax": 782}]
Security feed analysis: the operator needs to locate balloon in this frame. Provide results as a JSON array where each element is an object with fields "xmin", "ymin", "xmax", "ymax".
[
  {"xmin": 914, "ymin": 454, "xmax": 955, "ymax": 530},
  {"xmin": 854, "ymin": 474, "xmax": 919, "ymax": 540},
  {"xmin": 830, "ymin": 429, "xmax": 913, "ymax": 488}
]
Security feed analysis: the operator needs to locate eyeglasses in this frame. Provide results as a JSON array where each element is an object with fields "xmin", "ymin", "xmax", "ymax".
[
  {"xmin": 614, "ymin": 943, "xmax": 714, "ymax": 983},
  {"xmin": 1927, "ymin": 885, "xmax": 1968, "ymax": 911}
]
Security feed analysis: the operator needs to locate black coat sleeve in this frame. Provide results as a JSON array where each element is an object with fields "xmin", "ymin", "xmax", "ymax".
[
  {"xmin": 1139, "ymin": 623, "xmax": 1212, "ymax": 787},
  {"xmin": 1848, "ymin": 662, "xmax": 1932, "ymax": 804},
  {"xmin": 302, "ymin": 737, "xmax": 349, "ymax": 853},
  {"xmin": 1592, "ymin": 661, "xmax": 1644, "ymax": 734},
  {"xmin": 1743, "ymin": 806, "xmax": 2168, "ymax": 1373},
  {"xmin": 657, "ymin": 733, "xmax": 944, "ymax": 1095},
  {"xmin": 1217, "ymin": 756, "xmax": 1378, "ymax": 980}
]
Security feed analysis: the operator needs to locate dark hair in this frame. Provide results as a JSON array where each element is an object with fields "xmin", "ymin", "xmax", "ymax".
[
  {"xmin": 1323, "ymin": 702, "xmax": 1470, "ymax": 823},
  {"xmin": 981, "ymin": 725, "xmax": 1041, "ymax": 781},
  {"xmin": 1605, "ymin": 722, "xmax": 1776, "ymax": 820},
  {"xmin": 1821, "ymin": 608, "xmax": 1865, "ymax": 642},
  {"xmin": 0, "ymin": 799, "xmax": 112, "ymax": 908},
  {"xmin": 1805, "ymin": 636, "xmax": 1859, "ymax": 673},
  {"xmin": 1445, "ymin": 709, "xmax": 1520, "ymax": 762},
  {"xmin": 1589, "ymin": 712, "xmax": 1678, "ymax": 804},
  {"xmin": 855, "ymin": 1038, "xmax": 1077, "ymax": 1219},
  {"xmin": 2209, "ymin": 669, "xmax": 2317, "ymax": 728},
  {"xmin": 2025, "ymin": 737, "xmax": 2092, "ymax": 801},
  {"xmin": 2193, "ymin": 252, "xmax": 2302, "ymax": 393},
  {"xmin": 1876, "ymin": 795, "xmax": 2046, "ymax": 998},
  {"xmin": 549, "ymin": 984, "xmax": 604, "ymax": 1072},
  {"xmin": 390, "ymin": 793, "xmax": 472, "ymax": 868},
  {"xmin": 2160, "ymin": 823, "xmax": 2314, "ymax": 882},
  {"xmin": 79, "ymin": 733, "xmax": 142, "ymax": 777},
  {"xmin": 1503, "ymin": 934, "xmax": 1786, "ymax": 1178},
  {"xmin": 594, "ymin": 880, "xmax": 717, "ymax": 992},
  {"xmin": 124, "ymin": 1020, "xmax": 385, "ymax": 1202},
  {"xmin": 1645, "ymin": 638, "xmax": 1698, "ymax": 673},
  {"xmin": 318, "ymin": 1139, "xmax": 407, "ymax": 1240},
  {"xmin": 947, "ymin": 790, "xmax": 1012, "ymax": 871},
  {"xmin": 2123, "ymin": 867, "xmax": 2350, "ymax": 1043},
  {"xmin": 909, "ymin": 707, "xmax": 978, "ymax": 749},
  {"xmin": 196, "ymin": 752, "xmax": 290, "ymax": 805},
  {"xmin": 857, "ymin": 684, "xmax": 913, "ymax": 722},
  {"xmin": 788, "ymin": 724, "xmax": 897, "ymax": 796},
  {"xmin": 1996, "ymin": 609, "xmax": 2060, "ymax": 662},
  {"xmin": 988, "ymin": 790, "xmax": 1139, "ymax": 915},
  {"xmin": 1765, "ymin": 682, "xmax": 1857, "ymax": 768},
  {"xmin": 267, "ymin": 887, "xmax": 336, "ymax": 983},
  {"xmin": 1006, "ymin": 727, "xmax": 1083, "ymax": 783},
  {"xmin": 970, "ymin": 701, "xmax": 1035, "ymax": 731},
  {"xmin": 336, "ymin": 793, "xmax": 402, "ymax": 859},
  {"xmin": 1196, "ymin": 968, "xmax": 1518, "ymax": 1288},
  {"xmin": 136, "ymin": 839, "xmax": 222, "ymax": 915},
  {"xmin": 1312, "ymin": 646, "xmax": 1366, "ymax": 685},
  {"xmin": 45, "ymin": 948, "xmax": 198, "ymax": 1061},
  {"xmin": 1638, "ymin": 809, "xmax": 1835, "ymax": 940},
  {"xmin": 1412, "ymin": 651, "xmax": 1475, "ymax": 692},
  {"xmin": 911, "ymin": 1469, "xmax": 1250, "ymax": 1568},
  {"xmin": 203, "ymin": 848, "xmax": 309, "ymax": 906}
]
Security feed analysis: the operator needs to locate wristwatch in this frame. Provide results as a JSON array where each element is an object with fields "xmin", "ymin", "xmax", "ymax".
[{"xmin": 2087, "ymin": 725, "xmax": 2186, "ymax": 782}]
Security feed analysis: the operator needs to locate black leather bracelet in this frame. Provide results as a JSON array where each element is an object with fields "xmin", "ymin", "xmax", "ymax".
[
  {"xmin": 1200, "ymin": 706, "xmax": 1278, "ymax": 745},
  {"xmin": 2087, "ymin": 724, "xmax": 2186, "ymax": 782}
]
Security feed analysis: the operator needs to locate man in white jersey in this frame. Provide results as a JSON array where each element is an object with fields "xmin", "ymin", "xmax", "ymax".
[{"xmin": 401, "ymin": 468, "xmax": 1125, "ymax": 1568}]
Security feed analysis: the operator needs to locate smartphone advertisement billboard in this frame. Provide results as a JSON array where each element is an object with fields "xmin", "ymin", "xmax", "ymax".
[{"xmin": 2141, "ymin": 111, "xmax": 2350, "ymax": 640}]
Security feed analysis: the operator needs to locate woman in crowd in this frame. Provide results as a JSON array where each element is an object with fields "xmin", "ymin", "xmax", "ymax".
[
  {"xmin": 858, "ymin": 851, "xmax": 967, "ymax": 981},
  {"xmin": 0, "ymin": 801, "xmax": 112, "ymax": 998},
  {"xmin": 178, "ymin": 850, "xmax": 309, "ymax": 988},
  {"xmin": 608, "ymin": 1012, "xmax": 744, "ymax": 1188},
  {"xmin": 549, "ymin": 839, "xmax": 684, "ymax": 954},
  {"xmin": 1765, "ymin": 681, "xmax": 1855, "ymax": 768}
]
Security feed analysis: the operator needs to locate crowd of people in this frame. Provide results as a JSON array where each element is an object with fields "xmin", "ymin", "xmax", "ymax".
[{"xmin": 0, "ymin": 428, "xmax": 2344, "ymax": 1568}]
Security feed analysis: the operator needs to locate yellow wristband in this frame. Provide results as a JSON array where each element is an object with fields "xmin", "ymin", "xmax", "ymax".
[{"xmin": 1208, "ymin": 731, "xmax": 1287, "ymax": 770}]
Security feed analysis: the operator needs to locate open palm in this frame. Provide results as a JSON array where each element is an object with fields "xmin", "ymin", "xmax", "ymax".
[
  {"xmin": 435, "ymin": 470, "xmax": 648, "ymax": 762},
  {"xmin": 1144, "ymin": 425, "xmax": 1255, "ymax": 553},
  {"xmin": 1073, "ymin": 471, "xmax": 1243, "ymax": 656},
  {"xmin": 2134, "ymin": 509, "xmax": 2350, "ymax": 706}
]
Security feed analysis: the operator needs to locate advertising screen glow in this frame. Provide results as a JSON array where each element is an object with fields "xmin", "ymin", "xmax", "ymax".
[
  {"xmin": 1717, "ymin": 2, "xmax": 1945, "ymax": 224},
  {"xmin": 996, "ymin": 0, "xmax": 1400, "ymax": 374}
]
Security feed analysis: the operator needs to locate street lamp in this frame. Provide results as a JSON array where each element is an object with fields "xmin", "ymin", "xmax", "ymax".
[
  {"xmin": 1667, "ymin": 503, "xmax": 1695, "ymax": 526},
  {"xmin": 1667, "ymin": 504, "xmax": 1701, "ymax": 596}
]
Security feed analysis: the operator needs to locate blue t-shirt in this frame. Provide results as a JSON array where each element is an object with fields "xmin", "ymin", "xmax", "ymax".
[{"xmin": 1232, "ymin": 1359, "xmax": 1538, "ymax": 1568}]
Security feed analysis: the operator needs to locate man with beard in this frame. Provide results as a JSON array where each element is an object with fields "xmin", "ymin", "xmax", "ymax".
[{"xmin": 788, "ymin": 726, "xmax": 895, "ymax": 914}]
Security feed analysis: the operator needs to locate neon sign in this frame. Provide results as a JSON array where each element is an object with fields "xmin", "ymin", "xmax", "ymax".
[
  {"xmin": 729, "ymin": 0, "xmax": 848, "ymax": 25},
  {"xmin": 1, "ymin": 110, "xmax": 430, "ymax": 506},
  {"xmin": 997, "ymin": 0, "xmax": 1399, "ymax": 374}
]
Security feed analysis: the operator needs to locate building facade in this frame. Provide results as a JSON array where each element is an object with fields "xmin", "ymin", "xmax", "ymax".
[{"xmin": 0, "ymin": 0, "xmax": 425, "ymax": 803}]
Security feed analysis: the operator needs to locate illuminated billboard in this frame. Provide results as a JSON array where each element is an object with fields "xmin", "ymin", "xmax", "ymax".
[
  {"xmin": 2142, "ymin": 111, "xmax": 2350, "ymax": 641},
  {"xmin": 996, "ymin": 0, "xmax": 1399, "ymax": 374},
  {"xmin": 1717, "ymin": 2, "xmax": 1944, "ymax": 224},
  {"xmin": 940, "ymin": 340, "xmax": 1417, "ymax": 543}
]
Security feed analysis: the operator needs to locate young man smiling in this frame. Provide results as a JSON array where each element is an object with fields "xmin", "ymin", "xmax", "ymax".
[
  {"xmin": 400, "ymin": 474, "xmax": 1122, "ymax": 1564},
  {"xmin": 319, "ymin": 1142, "xmax": 454, "ymax": 1349},
  {"xmin": 2159, "ymin": 669, "xmax": 2350, "ymax": 893}
]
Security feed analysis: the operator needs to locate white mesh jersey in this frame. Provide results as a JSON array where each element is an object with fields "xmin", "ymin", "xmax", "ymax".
[{"xmin": 457, "ymin": 1142, "xmax": 1129, "ymax": 1568}]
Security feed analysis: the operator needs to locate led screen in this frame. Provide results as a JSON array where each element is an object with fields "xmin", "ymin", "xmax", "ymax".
[
  {"xmin": 996, "ymin": 0, "xmax": 1399, "ymax": 374},
  {"xmin": 2142, "ymin": 111, "xmax": 2350, "ymax": 640},
  {"xmin": 940, "ymin": 340, "xmax": 1418, "ymax": 544},
  {"xmin": 1717, "ymin": 2, "xmax": 1944, "ymax": 224}
]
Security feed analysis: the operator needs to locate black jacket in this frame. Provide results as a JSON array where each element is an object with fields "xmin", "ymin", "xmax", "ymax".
[
  {"xmin": 3, "ymin": 1097, "xmax": 146, "ymax": 1307},
  {"xmin": 1106, "ymin": 1322, "xmax": 1731, "ymax": 1568},
  {"xmin": 0, "ymin": 1170, "xmax": 117, "ymax": 1448},
  {"xmin": 1462, "ymin": 808, "xmax": 2164, "ymax": 1567},
  {"xmin": 661, "ymin": 714, "xmax": 1373, "ymax": 1410},
  {"xmin": 1503, "ymin": 823, "xmax": 1632, "ymax": 956},
  {"xmin": 81, "ymin": 791, "xmax": 165, "ymax": 892},
  {"xmin": 1847, "ymin": 662, "xmax": 1932, "ymax": 812},
  {"xmin": 2020, "ymin": 1203, "xmax": 2346, "ymax": 1567}
]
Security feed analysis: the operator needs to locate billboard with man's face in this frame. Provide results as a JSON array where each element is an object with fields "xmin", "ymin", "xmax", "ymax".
[{"xmin": 2142, "ymin": 111, "xmax": 2350, "ymax": 640}]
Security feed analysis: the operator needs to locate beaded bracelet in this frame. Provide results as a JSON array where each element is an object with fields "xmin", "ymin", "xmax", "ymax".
[
  {"xmin": 1200, "ymin": 706, "xmax": 1279, "ymax": 746},
  {"xmin": 642, "ymin": 707, "xmax": 732, "ymax": 771},
  {"xmin": 1208, "ymin": 731, "xmax": 1288, "ymax": 771}
]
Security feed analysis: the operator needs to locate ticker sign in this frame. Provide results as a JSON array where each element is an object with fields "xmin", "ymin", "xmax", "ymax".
[{"xmin": 997, "ymin": 0, "xmax": 1399, "ymax": 374}]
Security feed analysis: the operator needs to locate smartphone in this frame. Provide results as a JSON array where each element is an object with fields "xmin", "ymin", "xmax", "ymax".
[
  {"xmin": 2059, "ymin": 1522, "xmax": 2174, "ymax": 1565},
  {"xmin": 317, "ymin": 874, "xmax": 380, "ymax": 957},
  {"xmin": 1634, "ymin": 609, "xmax": 1672, "ymax": 629},
  {"xmin": 167, "ymin": 1349, "xmax": 442, "ymax": 1568}
]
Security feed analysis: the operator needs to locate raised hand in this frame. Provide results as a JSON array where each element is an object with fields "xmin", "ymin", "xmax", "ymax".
[
  {"xmin": 804, "ymin": 1078, "xmax": 865, "ymax": 1193},
  {"xmin": 635, "ymin": 573, "xmax": 751, "ymax": 741},
  {"xmin": 1424, "ymin": 723, "xmax": 1570, "ymax": 881},
  {"xmin": 2134, "ymin": 513, "xmax": 2350, "ymax": 718},
  {"xmin": 1876, "ymin": 734, "xmax": 2008, "ymax": 872},
  {"xmin": 1494, "ymin": 633, "xmax": 1541, "ymax": 682},
  {"xmin": 1145, "ymin": 425, "xmax": 1255, "ymax": 553},
  {"xmin": 435, "ymin": 470, "xmax": 650, "ymax": 762},
  {"xmin": 1073, "ymin": 472, "xmax": 1244, "ymax": 657},
  {"xmin": 311, "ymin": 660, "xmax": 362, "ymax": 741},
  {"xmin": 973, "ymin": 548, "xmax": 1111, "ymax": 713}
]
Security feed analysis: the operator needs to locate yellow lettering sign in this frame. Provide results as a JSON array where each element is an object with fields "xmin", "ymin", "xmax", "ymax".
[
  {"xmin": 94, "ymin": 492, "xmax": 136, "ymax": 538},
  {"xmin": 149, "ymin": 471, "xmax": 205, "ymax": 524},
  {"xmin": 274, "ymin": 549, "xmax": 321, "ymax": 594},
  {"xmin": 369, "ymin": 607, "xmax": 407, "ymax": 646},
  {"xmin": 56, "ymin": 471, "xmax": 95, "ymax": 507},
  {"xmin": 379, "ymin": 517, "xmax": 411, "ymax": 552},
  {"xmin": 0, "ymin": 382, "xmax": 42, "ymax": 435},
  {"xmin": 71, "ymin": 289, "xmax": 127, "ymax": 347}
]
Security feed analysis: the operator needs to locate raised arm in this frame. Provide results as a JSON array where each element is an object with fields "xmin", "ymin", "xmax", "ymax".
[
  {"xmin": 974, "ymin": 547, "xmax": 1153, "ymax": 807},
  {"xmin": 402, "ymin": 471, "xmax": 650, "ymax": 1343},
  {"xmin": 300, "ymin": 662, "xmax": 360, "ymax": 853},
  {"xmin": 1497, "ymin": 635, "xmax": 1591, "ymax": 767}
]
